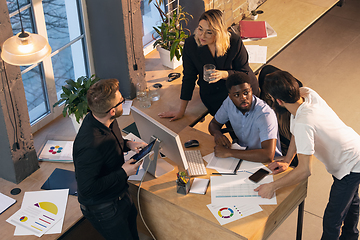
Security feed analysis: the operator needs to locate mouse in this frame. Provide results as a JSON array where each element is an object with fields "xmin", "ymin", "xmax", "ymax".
[{"xmin": 184, "ymin": 139, "xmax": 199, "ymax": 148}]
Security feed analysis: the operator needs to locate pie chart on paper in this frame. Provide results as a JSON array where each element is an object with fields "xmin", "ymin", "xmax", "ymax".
[
  {"xmin": 19, "ymin": 216, "xmax": 28, "ymax": 222},
  {"xmin": 34, "ymin": 202, "xmax": 58, "ymax": 215}
]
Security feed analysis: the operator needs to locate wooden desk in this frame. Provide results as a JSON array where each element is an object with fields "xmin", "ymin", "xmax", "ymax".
[
  {"xmin": 129, "ymin": 126, "xmax": 307, "ymax": 240},
  {"xmin": 138, "ymin": 0, "xmax": 339, "ymax": 131},
  {"xmin": 0, "ymin": 162, "xmax": 81, "ymax": 240}
]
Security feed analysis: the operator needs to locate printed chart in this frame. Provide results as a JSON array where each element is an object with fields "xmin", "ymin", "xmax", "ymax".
[
  {"xmin": 207, "ymin": 203, "xmax": 262, "ymax": 225},
  {"xmin": 211, "ymin": 173, "xmax": 277, "ymax": 205},
  {"xmin": 7, "ymin": 203, "xmax": 61, "ymax": 237},
  {"xmin": 38, "ymin": 140, "xmax": 73, "ymax": 162}
]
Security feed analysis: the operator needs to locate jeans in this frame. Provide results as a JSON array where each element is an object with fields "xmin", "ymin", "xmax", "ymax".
[
  {"xmin": 321, "ymin": 172, "xmax": 360, "ymax": 240},
  {"xmin": 80, "ymin": 192, "xmax": 139, "ymax": 240}
]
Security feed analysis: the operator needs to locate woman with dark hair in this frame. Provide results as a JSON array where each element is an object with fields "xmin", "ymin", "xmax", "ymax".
[{"xmin": 159, "ymin": 9, "xmax": 258, "ymax": 121}]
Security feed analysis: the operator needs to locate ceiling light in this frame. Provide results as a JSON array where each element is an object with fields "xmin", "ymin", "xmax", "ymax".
[{"xmin": 1, "ymin": 0, "xmax": 51, "ymax": 66}]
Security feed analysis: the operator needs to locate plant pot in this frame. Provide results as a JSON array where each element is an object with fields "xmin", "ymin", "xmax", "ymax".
[
  {"xmin": 69, "ymin": 114, "xmax": 83, "ymax": 133},
  {"xmin": 156, "ymin": 46, "xmax": 182, "ymax": 69},
  {"xmin": 251, "ymin": 14, "xmax": 258, "ymax": 20}
]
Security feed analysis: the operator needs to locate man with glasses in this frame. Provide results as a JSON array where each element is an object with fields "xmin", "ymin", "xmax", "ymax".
[{"xmin": 73, "ymin": 78, "xmax": 145, "ymax": 240}]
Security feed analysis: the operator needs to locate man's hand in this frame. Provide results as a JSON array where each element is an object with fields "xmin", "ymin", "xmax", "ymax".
[
  {"xmin": 268, "ymin": 157, "xmax": 290, "ymax": 174},
  {"xmin": 214, "ymin": 145, "xmax": 232, "ymax": 158},
  {"xmin": 158, "ymin": 110, "xmax": 184, "ymax": 121},
  {"xmin": 254, "ymin": 183, "xmax": 276, "ymax": 199},
  {"xmin": 122, "ymin": 159, "xmax": 141, "ymax": 176},
  {"xmin": 214, "ymin": 134, "xmax": 232, "ymax": 148},
  {"xmin": 127, "ymin": 141, "xmax": 147, "ymax": 153}
]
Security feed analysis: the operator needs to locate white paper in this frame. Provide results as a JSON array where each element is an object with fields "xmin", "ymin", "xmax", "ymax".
[
  {"xmin": 122, "ymin": 100, "xmax": 133, "ymax": 115},
  {"xmin": 38, "ymin": 140, "xmax": 73, "ymax": 162},
  {"xmin": 238, "ymin": 160, "xmax": 268, "ymax": 173},
  {"xmin": 207, "ymin": 202, "xmax": 262, "ymax": 225},
  {"xmin": 124, "ymin": 133, "xmax": 147, "ymax": 181},
  {"xmin": 7, "ymin": 204, "xmax": 62, "ymax": 237},
  {"xmin": 190, "ymin": 178, "xmax": 209, "ymax": 194},
  {"xmin": 205, "ymin": 144, "xmax": 246, "ymax": 173},
  {"xmin": 13, "ymin": 189, "xmax": 69, "ymax": 236},
  {"xmin": 0, "ymin": 192, "xmax": 16, "ymax": 214},
  {"xmin": 245, "ymin": 45, "xmax": 267, "ymax": 63},
  {"xmin": 211, "ymin": 173, "xmax": 276, "ymax": 205}
]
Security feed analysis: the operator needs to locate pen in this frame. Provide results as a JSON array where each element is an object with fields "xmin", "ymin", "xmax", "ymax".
[
  {"xmin": 212, "ymin": 172, "xmax": 236, "ymax": 175},
  {"xmin": 233, "ymin": 159, "xmax": 243, "ymax": 173}
]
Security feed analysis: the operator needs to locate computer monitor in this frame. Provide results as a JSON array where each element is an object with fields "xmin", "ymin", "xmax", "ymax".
[{"xmin": 130, "ymin": 106, "xmax": 188, "ymax": 177}]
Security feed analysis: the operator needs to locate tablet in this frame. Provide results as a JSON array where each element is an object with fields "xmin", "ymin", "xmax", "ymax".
[{"xmin": 130, "ymin": 139, "xmax": 157, "ymax": 164}]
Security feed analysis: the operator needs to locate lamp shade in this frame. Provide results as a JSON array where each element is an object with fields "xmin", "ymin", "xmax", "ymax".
[{"xmin": 1, "ymin": 31, "xmax": 51, "ymax": 66}]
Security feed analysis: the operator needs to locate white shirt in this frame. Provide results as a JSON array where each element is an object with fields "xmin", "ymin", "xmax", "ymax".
[{"xmin": 290, "ymin": 87, "xmax": 360, "ymax": 180}]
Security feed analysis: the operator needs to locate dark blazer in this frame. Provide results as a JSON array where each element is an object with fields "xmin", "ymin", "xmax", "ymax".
[
  {"xmin": 180, "ymin": 32, "xmax": 259, "ymax": 115},
  {"xmin": 73, "ymin": 112, "xmax": 131, "ymax": 206}
]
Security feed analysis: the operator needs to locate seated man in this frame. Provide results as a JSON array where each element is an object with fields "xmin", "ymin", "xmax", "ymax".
[{"xmin": 208, "ymin": 72, "xmax": 282, "ymax": 163}]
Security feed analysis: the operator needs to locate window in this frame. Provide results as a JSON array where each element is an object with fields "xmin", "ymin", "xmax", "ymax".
[
  {"xmin": 141, "ymin": 0, "xmax": 179, "ymax": 54},
  {"xmin": 6, "ymin": 0, "xmax": 89, "ymax": 132}
]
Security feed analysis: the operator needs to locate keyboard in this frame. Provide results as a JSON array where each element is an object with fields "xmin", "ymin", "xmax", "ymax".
[{"xmin": 184, "ymin": 150, "xmax": 207, "ymax": 176}]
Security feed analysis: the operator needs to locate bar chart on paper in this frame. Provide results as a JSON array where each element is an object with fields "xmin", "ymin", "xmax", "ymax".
[
  {"xmin": 214, "ymin": 181, "xmax": 260, "ymax": 198},
  {"xmin": 211, "ymin": 172, "xmax": 277, "ymax": 205}
]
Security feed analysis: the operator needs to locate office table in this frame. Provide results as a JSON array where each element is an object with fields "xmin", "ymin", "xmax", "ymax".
[
  {"xmin": 129, "ymin": 126, "xmax": 307, "ymax": 240},
  {"xmin": 0, "ymin": 162, "xmax": 81, "ymax": 240},
  {"xmin": 0, "ymin": 0, "xmax": 338, "ymax": 238}
]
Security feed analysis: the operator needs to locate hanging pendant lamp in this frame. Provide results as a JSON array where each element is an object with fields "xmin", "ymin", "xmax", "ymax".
[{"xmin": 1, "ymin": 0, "xmax": 51, "ymax": 66}]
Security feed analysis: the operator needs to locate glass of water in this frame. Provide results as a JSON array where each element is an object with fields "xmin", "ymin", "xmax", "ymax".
[{"xmin": 203, "ymin": 64, "xmax": 216, "ymax": 82}]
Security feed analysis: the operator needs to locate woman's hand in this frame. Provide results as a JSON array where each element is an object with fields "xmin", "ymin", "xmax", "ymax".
[
  {"xmin": 209, "ymin": 70, "xmax": 229, "ymax": 83},
  {"xmin": 158, "ymin": 111, "xmax": 184, "ymax": 121}
]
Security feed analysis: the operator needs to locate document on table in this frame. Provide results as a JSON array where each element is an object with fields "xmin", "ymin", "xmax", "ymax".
[
  {"xmin": 7, "ymin": 204, "xmax": 62, "ymax": 237},
  {"xmin": 38, "ymin": 140, "xmax": 73, "ymax": 162},
  {"xmin": 238, "ymin": 160, "xmax": 268, "ymax": 173},
  {"xmin": 207, "ymin": 202, "xmax": 262, "ymax": 225},
  {"xmin": 124, "ymin": 133, "xmax": 147, "ymax": 181},
  {"xmin": 211, "ymin": 172, "xmax": 277, "ymax": 205},
  {"xmin": 245, "ymin": 45, "xmax": 267, "ymax": 63},
  {"xmin": 190, "ymin": 178, "xmax": 209, "ymax": 194},
  {"xmin": 12, "ymin": 189, "xmax": 69, "ymax": 236},
  {"xmin": 204, "ymin": 144, "xmax": 246, "ymax": 173},
  {"xmin": 0, "ymin": 192, "xmax": 16, "ymax": 214}
]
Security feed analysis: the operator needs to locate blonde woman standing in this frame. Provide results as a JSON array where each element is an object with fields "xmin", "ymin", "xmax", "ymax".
[{"xmin": 159, "ymin": 9, "xmax": 258, "ymax": 121}]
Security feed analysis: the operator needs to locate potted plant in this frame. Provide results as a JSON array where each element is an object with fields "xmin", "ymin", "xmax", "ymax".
[
  {"xmin": 149, "ymin": 0, "xmax": 192, "ymax": 69},
  {"xmin": 53, "ymin": 75, "xmax": 100, "ymax": 130}
]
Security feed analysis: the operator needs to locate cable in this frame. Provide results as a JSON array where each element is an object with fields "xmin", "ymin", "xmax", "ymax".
[
  {"xmin": 1, "ymin": 60, "xmax": 19, "ymax": 150},
  {"xmin": 137, "ymin": 153, "xmax": 157, "ymax": 240}
]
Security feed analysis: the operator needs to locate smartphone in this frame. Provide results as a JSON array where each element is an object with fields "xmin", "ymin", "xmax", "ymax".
[
  {"xmin": 130, "ymin": 139, "xmax": 156, "ymax": 164},
  {"xmin": 249, "ymin": 168, "xmax": 270, "ymax": 183}
]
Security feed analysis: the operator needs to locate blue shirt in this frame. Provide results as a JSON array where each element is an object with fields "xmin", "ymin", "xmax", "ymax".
[{"xmin": 215, "ymin": 96, "xmax": 282, "ymax": 156}]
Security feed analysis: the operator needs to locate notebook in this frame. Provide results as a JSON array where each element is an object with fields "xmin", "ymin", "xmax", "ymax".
[
  {"xmin": 239, "ymin": 21, "xmax": 267, "ymax": 39},
  {"xmin": 0, "ymin": 193, "xmax": 16, "ymax": 214},
  {"xmin": 41, "ymin": 168, "xmax": 77, "ymax": 196}
]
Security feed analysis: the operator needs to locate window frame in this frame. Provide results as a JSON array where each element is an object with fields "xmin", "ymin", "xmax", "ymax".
[{"xmin": 7, "ymin": 0, "xmax": 92, "ymax": 133}]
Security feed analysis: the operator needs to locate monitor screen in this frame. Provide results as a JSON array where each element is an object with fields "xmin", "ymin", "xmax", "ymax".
[{"xmin": 130, "ymin": 106, "xmax": 188, "ymax": 172}]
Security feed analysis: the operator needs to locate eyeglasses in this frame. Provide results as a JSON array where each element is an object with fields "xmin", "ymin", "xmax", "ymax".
[
  {"xmin": 105, "ymin": 98, "xmax": 125, "ymax": 113},
  {"xmin": 197, "ymin": 26, "xmax": 214, "ymax": 38}
]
